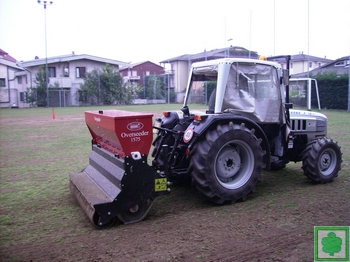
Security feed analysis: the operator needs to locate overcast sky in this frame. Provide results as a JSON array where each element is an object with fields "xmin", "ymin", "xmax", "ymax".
[{"xmin": 1, "ymin": 0, "xmax": 349, "ymax": 64}]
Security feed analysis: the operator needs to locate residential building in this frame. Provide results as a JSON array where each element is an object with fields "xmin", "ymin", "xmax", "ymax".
[
  {"xmin": 119, "ymin": 61, "xmax": 164, "ymax": 87},
  {"xmin": 0, "ymin": 49, "xmax": 26, "ymax": 108},
  {"xmin": 292, "ymin": 56, "xmax": 349, "ymax": 78},
  {"xmin": 160, "ymin": 46, "xmax": 259, "ymax": 102},
  {"xmin": 1, "ymin": 50, "xmax": 130, "ymax": 108},
  {"xmin": 20, "ymin": 53, "xmax": 130, "ymax": 107},
  {"xmin": 269, "ymin": 53, "xmax": 332, "ymax": 75}
]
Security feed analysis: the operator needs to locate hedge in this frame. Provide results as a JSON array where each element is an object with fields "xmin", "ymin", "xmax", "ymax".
[{"xmin": 312, "ymin": 72, "xmax": 349, "ymax": 110}]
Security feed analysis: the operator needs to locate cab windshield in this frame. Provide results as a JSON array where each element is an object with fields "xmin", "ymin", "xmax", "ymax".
[{"xmin": 185, "ymin": 62, "xmax": 283, "ymax": 123}]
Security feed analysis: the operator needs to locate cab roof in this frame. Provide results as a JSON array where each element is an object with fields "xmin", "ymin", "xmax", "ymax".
[{"xmin": 191, "ymin": 57, "xmax": 282, "ymax": 70}]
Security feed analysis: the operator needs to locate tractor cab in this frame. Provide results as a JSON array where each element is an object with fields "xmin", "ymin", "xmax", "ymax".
[{"xmin": 183, "ymin": 58, "xmax": 287, "ymax": 124}]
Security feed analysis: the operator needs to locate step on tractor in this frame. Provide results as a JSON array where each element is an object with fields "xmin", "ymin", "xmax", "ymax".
[{"xmin": 69, "ymin": 55, "xmax": 342, "ymax": 228}]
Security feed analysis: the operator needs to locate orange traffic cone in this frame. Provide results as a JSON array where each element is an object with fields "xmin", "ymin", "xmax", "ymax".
[{"xmin": 52, "ymin": 108, "xmax": 56, "ymax": 120}]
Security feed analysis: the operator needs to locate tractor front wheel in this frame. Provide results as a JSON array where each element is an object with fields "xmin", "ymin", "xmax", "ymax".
[
  {"xmin": 302, "ymin": 137, "xmax": 342, "ymax": 183},
  {"xmin": 190, "ymin": 122, "xmax": 264, "ymax": 204}
]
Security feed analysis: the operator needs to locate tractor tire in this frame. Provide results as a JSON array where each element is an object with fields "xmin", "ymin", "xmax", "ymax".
[
  {"xmin": 190, "ymin": 122, "xmax": 264, "ymax": 204},
  {"xmin": 302, "ymin": 137, "xmax": 342, "ymax": 183}
]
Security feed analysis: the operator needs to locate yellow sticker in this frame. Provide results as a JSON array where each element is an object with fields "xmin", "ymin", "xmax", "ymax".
[{"xmin": 155, "ymin": 178, "xmax": 167, "ymax": 192}]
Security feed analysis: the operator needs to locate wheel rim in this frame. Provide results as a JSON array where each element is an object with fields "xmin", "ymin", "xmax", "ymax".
[
  {"xmin": 215, "ymin": 140, "xmax": 254, "ymax": 189},
  {"xmin": 117, "ymin": 199, "xmax": 153, "ymax": 224},
  {"xmin": 318, "ymin": 148, "xmax": 337, "ymax": 176},
  {"xmin": 93, "ymin": 213, "xmax": 116, "ymax": 228}
]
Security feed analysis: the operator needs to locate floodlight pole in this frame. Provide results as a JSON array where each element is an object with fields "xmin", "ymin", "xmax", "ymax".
[
  {"xmin": 227, "ymin": 38, "xmax": 232, "ymax": 58},
  {"xmin": 38, "ymin": 0, "xmax": 53, "ymax": 107},
  {"xmin": 348, "ymin": 55, "xmax": 350, "ymax": 112}
]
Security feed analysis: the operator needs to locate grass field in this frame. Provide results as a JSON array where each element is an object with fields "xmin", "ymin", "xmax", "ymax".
[{"xmin": 0, "ymin": 105, "xmax": 349, "ymax": 261}]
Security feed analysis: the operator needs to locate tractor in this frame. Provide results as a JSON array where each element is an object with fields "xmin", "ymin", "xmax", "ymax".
[{"xmin": 69, "ymin": 56, "xmax": 342, "ymax": 228}]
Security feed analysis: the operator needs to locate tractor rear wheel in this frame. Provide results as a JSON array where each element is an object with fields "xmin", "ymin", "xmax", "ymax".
[
  {"xmin": 190, "ymin": 122, "xmax": 264, "ymax": 204},
  {"xmin": 302, "ymin": 137, "xmax": 342, "ymax": 183}
]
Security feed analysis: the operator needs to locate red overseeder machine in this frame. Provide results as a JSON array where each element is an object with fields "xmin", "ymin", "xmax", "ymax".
[{"xmin": 69, "ymin": 110, "xmax": 170, "ymax": 228}]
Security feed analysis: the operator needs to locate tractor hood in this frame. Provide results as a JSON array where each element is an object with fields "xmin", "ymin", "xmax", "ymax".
[
  {"xmin": 289, "ymin": 109, "xmax": 328, "ymax": 134},
  {"xmin": 289, "ymin": 109, "xmax": 327, "ymax": 120}
]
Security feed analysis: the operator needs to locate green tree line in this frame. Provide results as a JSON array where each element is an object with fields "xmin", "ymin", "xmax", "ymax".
[{"xmin": 79, "ymin": 64, "xmax": 131, "ymax": 105}]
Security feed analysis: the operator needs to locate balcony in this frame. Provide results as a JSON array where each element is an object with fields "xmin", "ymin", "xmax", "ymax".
[
  {"xmin": 49, "ymin": 77, "xmax": 73, "ymax": 87},
  {"xmin": 123, "ymin": 75, "xmax": 140, "ymax": 80}
]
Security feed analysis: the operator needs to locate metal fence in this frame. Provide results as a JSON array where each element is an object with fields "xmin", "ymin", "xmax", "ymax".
[{"xmin": 36, "ymin": 89, "xmax": 71, "ymax": 107}]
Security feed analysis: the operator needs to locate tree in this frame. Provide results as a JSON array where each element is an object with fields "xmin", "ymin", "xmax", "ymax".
[
  {"xmin": 33, "ymin": 66, "xmax": 59, "ymax": 107},
  {"xmin": 34, "ymin": 66, "xmax": 49, "ymax": 107},
  {"xmin": 78, "ymin": 70, "xmax": 98, "ymax": 105},
  {"xmin": 79, "ymin": 64, "xmax": 131, "ymax": 105},
  {"xmin": 143, "ymin": 75, "xmax": 165, "ymax": 100},
  {"xmin": 26, "ymin": 87, "xmax": 37, "ymax": 107},
  {"xmin": 134, "ymin": 84, "xmax": 146, "ymax": 99}
]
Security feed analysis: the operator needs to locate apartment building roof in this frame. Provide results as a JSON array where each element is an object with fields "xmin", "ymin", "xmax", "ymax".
[
  {"xmin": 293, "ymin": 55, "xmax": 350, "ymax": 77},
  {"xmin": 119, "ymin": 60, "xmax": 164, "ymax": 71},
  {"xmin": 19, "ymin": 53, "xmax": 130, "ymax": 68},
  {"xmin": 0, "ymin": 48, "xmax": 17, "ymax": 63},
  {"xmin": 269, "ymin": 53, "xmax": 333, "ymax": 64}
]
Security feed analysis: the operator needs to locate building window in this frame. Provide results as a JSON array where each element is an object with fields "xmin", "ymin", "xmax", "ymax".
[
  {"xmin": 146, "ymin": 71, "xmax": 150, "ymax": 76},
  {"xmin": 334, "ymin": 61, "xmax": 345, "ymax": 67},
  {"xmin": 48, "ymin": 67, "xmax": 56, "ymax": 77},
  {"xmin": 290, "ymin": 62, "xmax": 293, "ymax": 69},
  {"xmin": 170, "ymin": 76, "xmax": 174, "ymax": 87},
  {"xmin": 309, "ymin": 62, "xmax": 312, "ymax": 68},
  {"xmin": 132, "ymin": 70, "xmax": 137, "ymax": 76},
  {"xmin": 64, "ymin": 67, "xmax": 69, "ymax": 77},
  {"xmin": 0, "ymin": 78, "xmax": 5, "ymax": 87},
  {"xmin": 17, "ymin": 76, "xmax": 22, "ymax": 84},
  {"xmin": 78, "ymin": 90, "xmax": 87, "ymax": 102},
  {"xmin": 76, "ymin": 67, "xmax": 86, "ymax": 78},
  {"xmin": 20, "ymin": 92, "xmax": 27, "ymax": 102}
]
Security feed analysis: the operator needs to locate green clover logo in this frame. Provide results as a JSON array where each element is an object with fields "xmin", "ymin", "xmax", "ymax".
[{"xmin": 322, "ymin": 232, "xmax": 342, "ymax": 256}]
